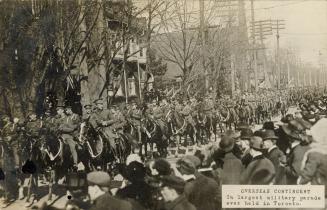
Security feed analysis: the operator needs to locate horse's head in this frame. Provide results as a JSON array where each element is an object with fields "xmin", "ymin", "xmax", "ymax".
[{"xmin": 142, "ymin": 117, "xmax": 156, "ymax": 132}]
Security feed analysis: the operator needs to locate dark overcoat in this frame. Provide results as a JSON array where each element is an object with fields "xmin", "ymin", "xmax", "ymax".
[{"xmin": 184, "ymin": 172, "xmax": 221, "ymax": 210}]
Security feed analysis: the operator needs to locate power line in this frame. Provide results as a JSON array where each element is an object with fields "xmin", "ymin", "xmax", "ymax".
[
  {"xmin": 280, "ymin": 33, "xmax": 327, "ymax": 36},
  {"xmin": 242, "ymin": 0, "xmax": 308, "ymax": 11}
]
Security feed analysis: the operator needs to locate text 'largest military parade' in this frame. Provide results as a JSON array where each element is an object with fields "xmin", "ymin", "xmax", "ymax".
[{"xmin": 1, "ymin": 0, "xmax": 327, "ymax": 210}]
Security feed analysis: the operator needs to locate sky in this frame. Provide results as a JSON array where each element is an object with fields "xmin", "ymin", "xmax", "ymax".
[
  {"xmin": 133, "ymin": 0, "xmax": 327, "ymax": 67},
  {"xmin": 252, "ymin": 0, "xmax": 327, "ymax": 67}
]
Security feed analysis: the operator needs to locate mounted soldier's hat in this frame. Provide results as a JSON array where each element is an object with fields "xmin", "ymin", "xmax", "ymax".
[
  {"xmin": 56, "ymin": 105, "xmax": 65, "ymax": 110},
  {"xmin": 93, "ymin": 98, "xmax": 103, "ymax": 105},
  {"xmin": 83, "ymin": 104, "xmax": 92, "ymax": 109},
  {"xmin": 65, "ymin": 105, "xmax": 72, "ymax": 109}
]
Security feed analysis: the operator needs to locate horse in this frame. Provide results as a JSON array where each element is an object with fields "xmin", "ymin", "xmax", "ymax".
[
  {"xmin": 18, "ymin": 132, "xmax": 46, "ymax": 207},
  {"xmin": 214, "ymin": 106, "xmax": 226, "ymax": 134},
  {"xmin": 170, "ymin": 110, "xmax": 196, "ymax": 147},
  {"xmin": 238, "ymin": 105, "xmax": 250, "ymax": 125},
  {"xmin": 204, "ymin": 112, "xmax": 219, "ymax": 142},
  {"xmin": 139, "ymin": 117, "xmax": 168, "ymax": 158},
  {"xmin": 80, "ymin": 121, "xmax": 133, "ymax": 168},
  {"xmin": 195, "ymin": 112, "xmax": 207, "ymax": 144},
  {"xmin": 40, "ymin": 131, "xmax": 73, "ymax": 202},
  {"xmin": 220, "ymin": 106, "xmax": 238, "ymax": 130},
  {"xmin": 246, "ymin": 104, "xmax": 256, "ymax": 125},
  {"xmin": 280, "ymin": 101, "xmax": 288, "ymax": 117},
  {"xmin": 255, "ymin": 104, "xmax": 265, "ymax": 124}
]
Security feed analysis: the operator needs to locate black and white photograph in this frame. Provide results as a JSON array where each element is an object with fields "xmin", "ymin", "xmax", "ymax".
[{"xmin": 0, "ymin": 0, "xmax": 327, "ymax": 209}]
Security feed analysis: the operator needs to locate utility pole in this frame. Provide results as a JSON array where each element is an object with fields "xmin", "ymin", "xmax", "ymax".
[
  {"xmin": 231, "ymin": 54, "xmax": 235, "ymax": 96},
  {"xmin": 193, "ymin": 0, "xmax": 236, "ymax": 94},
  {"xmin": 250, "ymin": 0, "xmax": 257, "ymax": 93},
  {"xmin": 302, "ymin": 61, "xmax": 306, "ymax": 87},
  {"xmin": 271, "ymin": 20, "xmax": 285, "ymax": 90},
  {"xmin": 309, "ymin": 66, "xmax": 312, "ymax": 87},
  {"xmin": 199, "ymin": 0, "xmax": 208, "ymax": 93},
  {"xmin": 297, "ymin": 59, "xmax": 300, "ymax": 87},
  {"xmin": 123, "ymin": 0, "xmax": 133, "ymax": 104},
  {"xmin": 319, "ymin": 51, "xmax": 323, "ymax": 87},
  {"xmin": 286, "ymin": 50, "xmax": 291, "ymax": 88},
  {"xmin": 237, "ymin": 0, "xmax": 249, "ymax": 93},
  {"xmin": 249, "ymin": 19, "xmax": 273, "ymax": 89}
]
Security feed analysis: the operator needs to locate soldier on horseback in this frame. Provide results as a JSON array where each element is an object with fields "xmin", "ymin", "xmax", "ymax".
[
  {"xmin": 150, "ymin": 100, "xmax": 167, "ymax": 140},
  {"xmin": 58, "ymin": 106, "xmax": 81, "ymax": 171},
  {"xmin": 82, "ymin": 104, "xmax": 93, "ymax": 121},
  {"xmin": 128, "ymin": 100, "xmax": 142, "ymax": 143},
  {"xmin": 181, "ymin": 100, "xmax": 196, "ymax": 128},
  {"xmin": 89, "ymin": 99, "xmax": 123, "ymax": 155},
  {"xmin": 111, "ymin": 105, "xmax": 127, "ymax": 136}
]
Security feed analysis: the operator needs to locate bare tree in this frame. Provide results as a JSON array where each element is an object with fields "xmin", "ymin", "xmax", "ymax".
[{"xmin": 154, "ymin": 0, "xmax": 201, "ymax": 89}]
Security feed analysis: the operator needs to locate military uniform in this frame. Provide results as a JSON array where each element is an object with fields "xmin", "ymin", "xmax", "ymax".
[
  {"xmin": 112, "ymin": 110, "xmax": 126, "ymax": 132},
  {"xmin": 203, "ymin": 99, "xmax": 214, "ymax": 118},
  {"xmin": 129, "ymin": 107, "xmax": 142, "ymax": 127},
  {"xmin": 174, "ymin": 102, "xmax": 183, "ymax": 114},
  {"xmin": 161, "ymin": 103, "xmax": 171, "ymax": 121},
  {"xmin": 181, "ymin": 104, "xmax": 195, "ymax": 127},
  {"xmin": 92, "ymin": 108, "xmax": 122, "ymax": 148},
  {"xmin": 152, "ymin": 105, "xmax": 167, "ymax": 137},
  {"xmin": 25, "ymin": 118, "xmax": 42, "ymax": 140},
  {"xmin": 59, "ymin": 113, "xmax": 80, "ymax": 166},
  {"xmin": 125, "ymin": 106, "xmax": 141, "ymax": 143}
]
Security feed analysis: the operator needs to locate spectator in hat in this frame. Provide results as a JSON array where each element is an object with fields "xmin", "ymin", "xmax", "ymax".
[
  {"xmin": 239, "ymin": 128, "xmax": 253, "ymax": 149},
  {"xmin": 212, "ymin": 132, "xmax": 244, "ymax": 185},
  {"xmin": 281, "ymin": 114, "xmax": 294, "ymax": 124},
  {"xmin": 262, "ymin": 121, "xmax": 275, "ymax": 131},
  {"xmin": 298, "ymin": 118, "xmax": 327, "ymax": 208},
  {"xmin": 87, "ymin": 171, "xmax": 132, "ymax": 210},
  {"xmin": 159, "ymin": 175, "xmax": 196, "ymax": 210},
  {"xmin": 238, "ymin": 128, "xmax": 253, "ymax": 167},
  {"xmin": 176, "ymin": 155, "xmax": 221, "ymax": 210},
  {"xmin": 240, "ymin": 136, "xmax": 275, "ymax": 185},
  {"xmin": 116, "ymin": 161, "xmax": 155, "ymax": 209},
  {"xmin": 281, "ymin": 119, "xmax": 311, "ymax": 185},
  {"xmin": 262, "ymin": 130, "xmax": 286, "ymax": 184},
  {"xmin": 152, "ymin": 158, "xmax": 172, "ymax": 176},
  {"xmin": 236, "ymin": 122, "xmax": 249, "ymax": 131}
]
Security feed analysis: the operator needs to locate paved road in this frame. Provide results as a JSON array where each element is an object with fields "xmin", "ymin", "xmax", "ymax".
[{"xmin": 2, "ymin": 107, "xmax": 298, "ymax": 209}]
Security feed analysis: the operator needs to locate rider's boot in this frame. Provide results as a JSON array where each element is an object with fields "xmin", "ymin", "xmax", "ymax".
[
  {"xmin": 24, "ymin": 194, "xmax": 37, "ymax": 208},
  {"xmin": 18, "ymin": 186, "xmax": 24, "ymax": 200}
]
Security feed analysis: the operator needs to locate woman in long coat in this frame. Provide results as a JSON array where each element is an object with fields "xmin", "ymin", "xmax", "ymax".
[{"xmin": 298, "ymin": 118, "xmax": 327, "ymax": 210}]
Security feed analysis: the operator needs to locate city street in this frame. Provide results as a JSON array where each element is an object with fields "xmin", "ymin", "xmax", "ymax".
[
  {"xmin": 2, "ymin": 107, "xmax": 298, "ymax": 210},
  {"xmin": 0, "ymin": 0, "xmax": 326, "ymax": 209}
]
